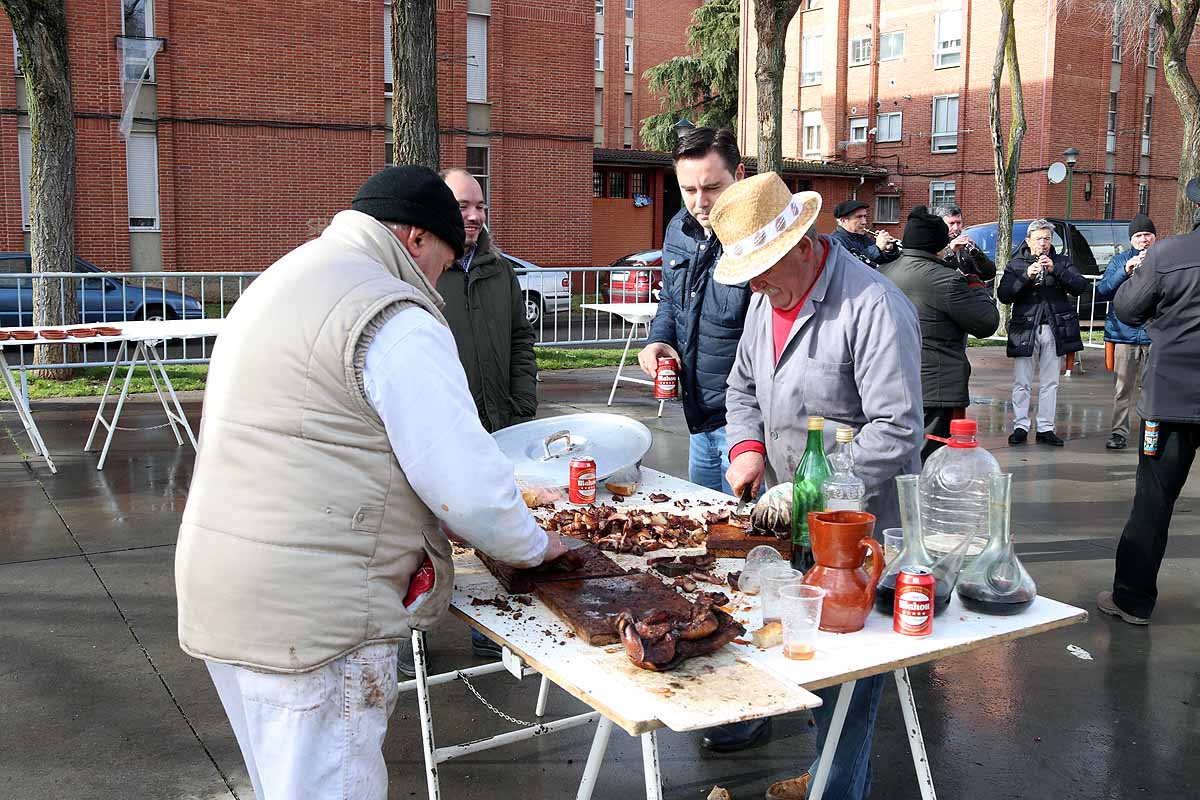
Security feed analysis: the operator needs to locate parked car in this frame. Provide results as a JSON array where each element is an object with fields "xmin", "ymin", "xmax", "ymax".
[
  {"xmin": 505, "ymin": 253, "xmax": 571, "ymax": 326},
  {"xmin": 961, "ymin": 218, "xmax": 1130, "ymax": 321},
  {"xmin": 0, "ymin": 253, "xmax": 204, "ymax": 328},
  {"xmin": 606, "ymin": 250, "xmax": 662, "ymax": 303}
]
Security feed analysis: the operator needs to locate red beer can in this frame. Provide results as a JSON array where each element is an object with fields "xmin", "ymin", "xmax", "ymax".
[
  {"xmin": 893, "ymin": 567, "xmax": 934, "ymax": 637},
  {"xmin": 569, "ymin": 456, "xmax": 597, "ymax": 504},
  {"xmin": 654, "ymin": 357, "xmax": 679, "ymax": 400}
]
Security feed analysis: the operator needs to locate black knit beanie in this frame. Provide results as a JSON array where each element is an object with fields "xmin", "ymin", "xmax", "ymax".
[
  {"xmin": 1128, "ymin": 213, "xmax": 1156, "ymax": 238},
  {"xmin": 901, "ymin": 205, "xmax": 950, "ymax": 253},
  {"xmin": 352, "ymin": 165, "xmax": 466, "ymax": 258}
]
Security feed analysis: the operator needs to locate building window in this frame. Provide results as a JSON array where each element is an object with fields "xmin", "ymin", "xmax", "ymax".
[
  {"xmin": 876, "ymin": 112, "xmax": 902, "ymax": 143},
  {"xmin": 932, "ymin": 94, "xmax": 959, "ymax": 152},
  {"xmin": 1142, "ymin": 94, "xmax": 1153, "ymax": 156},
  {"xmin": 610, "ymin": 171, "xmax": 627, "ymax": 199},
  {"xmin": 623, "ymin": 92, "xmax": 633, "ymax": 148},
  {"xmin": 802, "ymin": 110, "xmax": 822, "ymax": 158},
  {"xmin": 467, "ymin": 145, "xmax": 489, "ymax": 204},
  {"xmin": 121, "ymin": 0, "xmax": 155, "ymax": 82},
  {"xmin": 594, "ymin": 88, "xmax": 604, "ymax": 145},
  {"xmin": 12, "ymin": 32, "xmax": 23, "ymax": 74},
  {"xmin": 18, "ymin": 127, "xmax": 31, "ymax": 229},
  {"xmin": 383, "ymin": 5, "xmax": 393, "ymax": 93},
  {"xmin": 466, "ymin": 14, "xmax": 488, "ymax": 102},
  {"xmin": 624, "ymin": 38, "xmax": 633, "ymax": 74},
  {"xmin": 1103, "ymin": 181, "xmax": 1114, "ymax": 219},
  {"xmin": 1107, "ymin": 92, "xmax": 1118, "ymax": 153},
  {"xmin": 1138, "ymin": 183, "xmax": 1149, "ymax": 214},
  {"xmin": 801, "ymin": 35, "xmax": 823, "ymax": 85},
  {"xmin": 596, "ymin": 0, "xmax": 604, "ymax": 15},
  {"xmin": 879, "ymin": 32, "xmax": 904, "ymax": 61},
  {"xmin": 849, "ymin": 117, "xmax": 868, "ymax": 144},
  {"xmin": 929, "ymin": 180, "xmax": 956, "ymax": 208},
  {"xmin": 875, "ymin": 196, "xmax": 900, "ymax": 224},
  {"xmin": 849, "ymin": 37, "xmax": 871, "ymax": 66},
  {"xmin": 935, "ymin": 11, "xmax": 962, "ymax": 68},
  {"xmin": 631, "ymin": 171, "xmax": 648, "ymax": 195},
  {"xmin": 626, "ymin": 0, "xmax": 634, "ymax": 19},
  {"xmin": 593, "ymin": 171, "xmax": 605, "ymax": 198},
  {"xmin": 1111, "ymin": 17, "xmax": 1122, "ymax": 61},
  {"xmin": 595, "ymin": 35, "xmax": 604, "ymax": 70},
  {"xmin": 1147, "ymin": 24, "xmax": 1159, "ymax": 65},
  {"xmin": 126, "ymin": 131, "xmax": 160, "ymax": 230},
  {"xmin": 803, "ymin": 0, "xmax": 822, "ymax": 9}
]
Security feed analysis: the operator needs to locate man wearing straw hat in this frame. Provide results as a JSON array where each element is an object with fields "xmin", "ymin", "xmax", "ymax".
[{"xmin": 716, "ymin": 173, "xmax": 924, "ymax": 800}]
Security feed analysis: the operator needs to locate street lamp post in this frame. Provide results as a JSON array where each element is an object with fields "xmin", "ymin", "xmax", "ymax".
[{"xmin": 1063, "ymin": 147, "xmax": 1080, "ymax": 224}]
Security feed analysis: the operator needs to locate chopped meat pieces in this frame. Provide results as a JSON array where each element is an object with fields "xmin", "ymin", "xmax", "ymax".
[{"xmin": 540, "ymin": 505, "xmax": 706, "ymax": 554}]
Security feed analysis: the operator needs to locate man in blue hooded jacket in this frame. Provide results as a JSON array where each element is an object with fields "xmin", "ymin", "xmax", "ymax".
[{"xmin": 1096, "ymin": 215, "xmax": 1155, "ymax": 451}]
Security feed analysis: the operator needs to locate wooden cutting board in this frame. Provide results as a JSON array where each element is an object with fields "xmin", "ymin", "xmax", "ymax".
[
  {"xmin": 477, "ymin": 544, "xmax": 627, "ymax": 594},
  {"xmin": 533, "ymin": 573, "xmax": 695, "ymax": 646},
  {"xmin": 705, "ymin": 524, "xmax": 793, "ymax": 559}
]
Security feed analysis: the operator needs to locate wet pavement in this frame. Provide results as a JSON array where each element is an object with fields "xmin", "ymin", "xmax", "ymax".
[{"xmin": 1, "ymin": 347, "xmax": 1197, "ymax": 800}]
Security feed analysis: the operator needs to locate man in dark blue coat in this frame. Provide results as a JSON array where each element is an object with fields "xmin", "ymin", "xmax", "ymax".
[
  {"xmin": 637, "ymin": 127, "xmax": 766, "ymax": 753},
  {"xmin": 639, "ymin": 128, "xmax": 750, "ymax": 496},
  {"xmin": 829, "ymin": 199, "xmax": 900, "ymax": 269}
]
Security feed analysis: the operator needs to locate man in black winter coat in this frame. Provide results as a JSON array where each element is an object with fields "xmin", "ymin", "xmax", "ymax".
[
  {"xmin": 1098, "ymin": 223, "xmax": 1200, "ymax": 625},
  {"xmin": 829, "ymin": 200, "xmax": 900, "ymax": 269},
  {"xmin": 881, "ymin": 207, "xmax": 999, "ymax": 462},
  {"xmin": 997, "ymin": 219, "xmax": 1089, "ymax": 447}
]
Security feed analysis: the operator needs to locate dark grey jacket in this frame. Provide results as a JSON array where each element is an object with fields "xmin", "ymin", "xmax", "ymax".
[
  {"xmin": 881, "ymin": 250, "xmax": 1000, "ymax": 407},
  {"xmin": 1114, "ymin": 227, "xmax": 1200, "ymax": 423},
  {"xmin": 944, "ymin": 246, "xmax": 996, "ymax": 283}
]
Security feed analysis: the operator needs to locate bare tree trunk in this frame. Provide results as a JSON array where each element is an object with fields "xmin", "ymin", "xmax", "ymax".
[
  {"xmin": 989, "ymin": 0, "xmax": 1025, "ymax": 335},
  {"xmin": 753, "ymin": 0, "xmax": 801, "ymax": 175},
  {"xmin": 391, "ymin": 0, "xmax": 440, "ymax": 171},
  {"xmin": 1156, "ymin": 0, "xmax": 1200, "ymax": 233},
  {"xmin": 2, "ymin": 0, "xmax": 78, "ymax": 377}
]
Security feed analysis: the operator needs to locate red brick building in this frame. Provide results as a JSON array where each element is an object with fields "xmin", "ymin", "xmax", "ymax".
[{"xmin": 738, "ymin": 0, "xmax": 1200, "ymax": 236}]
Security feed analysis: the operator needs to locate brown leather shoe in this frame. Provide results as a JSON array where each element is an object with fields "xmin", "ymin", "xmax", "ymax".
[{"xmin": 765, "ymin": 773, "xmax": 811, "ymax": 800}]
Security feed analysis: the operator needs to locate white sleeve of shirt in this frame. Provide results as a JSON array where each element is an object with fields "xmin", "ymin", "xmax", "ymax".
[{"xmin": 362, "ymin": 307, "xmax": 549, "ymax": 568}]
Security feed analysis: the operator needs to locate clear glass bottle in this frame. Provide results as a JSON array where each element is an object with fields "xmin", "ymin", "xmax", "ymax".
[
  {"xmin": 791, "ymin": 415, "xmax": 830, "ymax": 573},
  {"xmin": 920, "ymin": 418, "xmax": 1000, "ymax": 566},
  {"xmin": 957, "ymin": 473, "xmax": 1037, "ymax": 615},
  {"xmin": 874, "ymin": 474, "xmax": 937, "ymax": 614},
  {"xmin": 823, "ymin": 426, "xmax": 866, "ymax": 512}
]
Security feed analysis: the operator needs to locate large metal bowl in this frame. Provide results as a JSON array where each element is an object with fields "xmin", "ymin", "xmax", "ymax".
[{"xmin": 492, "ymin": 413, "xmax": 653, "ymax": 488}]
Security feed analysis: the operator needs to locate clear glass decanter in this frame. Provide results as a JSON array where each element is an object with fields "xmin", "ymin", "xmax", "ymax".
[
  {"xmin": 874, "ymin": 474, "xmax": 936, "ymax": 614},
  {"xmin": 956, "ymin": 473, "xmax": 1037, "ymax": 615}
]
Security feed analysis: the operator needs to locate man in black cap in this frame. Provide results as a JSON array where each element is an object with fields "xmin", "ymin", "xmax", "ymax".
[
  {"xmin": 1098, "ymin": 217, "xmax": 1200, "ymax": 626},
  {"xmin": 881, "ymin": 207, "xmax": 1000, "ymax": 461},
  {"xmin": 1095, "ymin": 214, "xmax": 1156, "ymax": 450},
  {"xmin": 829, "ymin": 199, "xmax": 900, "ymax": 269},
  {"xmin": 177, "ymin": 164, "xmax": 568, "ymax": 799}
]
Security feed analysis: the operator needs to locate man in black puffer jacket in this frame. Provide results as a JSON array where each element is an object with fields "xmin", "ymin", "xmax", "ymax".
[
  {"xmin": 997, "ymin": 219, "xmax": 1089, "ymax": 447},
  {"xmin": 639, "ymin": 128, "xmax": 751, "ymax": 496}
]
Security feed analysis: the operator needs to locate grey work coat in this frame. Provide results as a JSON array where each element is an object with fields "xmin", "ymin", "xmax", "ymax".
[{"xmin": 725, "ymin": 239, "xmax": 925, "ymax": 530}]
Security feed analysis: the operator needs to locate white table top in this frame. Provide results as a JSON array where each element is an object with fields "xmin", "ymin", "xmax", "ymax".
[
  {"xmin": 0, "ymin": 318, "xmax": 224, "ymax": 347},
  {"xmin": 581, "ymin": 302, "xmax": 659, "ymax": 324},
  {"xmin": 454, "ymin": 469, "xmax": 1087, "ymax": 733}
]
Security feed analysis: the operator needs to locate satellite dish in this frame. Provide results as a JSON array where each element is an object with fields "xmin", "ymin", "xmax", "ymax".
[{"xmin": 1047, "ymin": 162, "xmax": 1067, "ymax": 184}]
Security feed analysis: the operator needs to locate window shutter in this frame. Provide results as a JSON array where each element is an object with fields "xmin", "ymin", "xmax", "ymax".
[
  {"xmin": 467, "ymin": 15, "xmax": 488, "ymax": 102},
  {"xmin": 383, "ymin": 8, "xmax": 393, "ymax": 90},
  {"xmin": 18, "ymin": 128, "xmax": 31, "ymax": 228},
  {"xmin": 127, "ymin": 132, "xmax": 160, "ymax": 229}
]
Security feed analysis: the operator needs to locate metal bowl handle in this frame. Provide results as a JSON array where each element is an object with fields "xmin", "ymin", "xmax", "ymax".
[{"xmin": 542, "ymin": 429, "xmax": 572, "ymax": 460}]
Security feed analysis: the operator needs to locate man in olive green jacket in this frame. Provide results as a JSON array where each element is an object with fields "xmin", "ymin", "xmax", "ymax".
[{"xmin": 438, "ymin": 169, "xmax": 538, "ymax": 433}]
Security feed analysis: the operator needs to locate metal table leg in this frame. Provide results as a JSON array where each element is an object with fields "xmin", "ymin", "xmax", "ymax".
[
  {"xmin": 89, "ymin": 341, "xmax": 144, "ymax": 470},
  {"xmin": 144, "ymin": 341, "xmax": 198, "ymax": 449},
  {"xmin": 640, "ymin": 731, "xmax": 664, "ymax": 800},
  {"xmin": 535, "ymin": 675, "xmax": 551, "ymax": 717},
  {"xmin": 808, "ymin": 679, "xmax": 856, "ymax": 800},
  {"xmin": 412, "ymin": 630, "xmax": 442, "ymax": 800},
  {"xmin": 576, "ymin": 717, "xmax": 614, "ymax": 800},
  {"xmin": 895, "ymin": 668, "xmax": 937, "ymax": 800},
  {"xmin": 84, "ymin": 340, "xmax": 129, "ymax": 454},
  {"xmin": 608, "ymin": 323, "xmax": 639, "ymax": 406},
  {"xmin": 0, "ymin": 356, "xmax": 56, "ymax": 473}
]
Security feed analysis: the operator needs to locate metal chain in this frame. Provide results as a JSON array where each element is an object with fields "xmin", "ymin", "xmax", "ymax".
[
  {"xmin": 455, "ymin": 670, "xmax": 534, "ymax": 727},
  {"xmin": 113, "ymin": 422, "xmax": 174, "ymax": 431}
]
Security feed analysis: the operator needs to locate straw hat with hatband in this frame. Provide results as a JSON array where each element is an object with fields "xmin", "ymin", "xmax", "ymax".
[{"xmin": 710, "ymin": 172, "xmax": 822, "ymax": 286}]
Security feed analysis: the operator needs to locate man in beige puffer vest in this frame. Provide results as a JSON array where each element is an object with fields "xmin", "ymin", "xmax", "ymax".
[{"xmin": 175, "ymin": 165, "xmax": 568, "ymax": 800}]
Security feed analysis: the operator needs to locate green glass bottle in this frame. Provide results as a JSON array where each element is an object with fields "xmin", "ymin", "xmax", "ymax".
[{"xmin": 791, "ymin": 415, "xmax": 830, "ymax": 572}]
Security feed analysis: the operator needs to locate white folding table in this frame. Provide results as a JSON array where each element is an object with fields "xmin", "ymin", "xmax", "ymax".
[
  {"xmin": 579, "ymin": 302, "xmax": 665, "ymax": 416},
  {"xmin": 0, "ymin": 319, "xmax": 223, "ymax": 472},
  {"xmin": 403, "ymin": 469, "xmax": 1087, "ymax": 799}
]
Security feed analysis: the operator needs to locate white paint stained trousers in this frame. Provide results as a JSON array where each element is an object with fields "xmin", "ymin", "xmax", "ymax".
[
  {"xmin": 206, "ymin": 642, "xmax": 400, "ymax": 800},
  {"xmin": 1012, "ymin": 323, "xmax": 1061, "ymax": 434}
]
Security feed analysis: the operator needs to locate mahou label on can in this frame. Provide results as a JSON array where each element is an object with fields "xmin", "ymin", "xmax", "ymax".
[
  {"xmin": 569, "ymin": 456, "xmax": 597, "ymax": 504},
  {"xmin": 894, "ymin": 567, "xmax": 934, "ymax": 637},
  {"xmin": 654, "ymin": 357, "xmax": 679, "ymax": 400}
]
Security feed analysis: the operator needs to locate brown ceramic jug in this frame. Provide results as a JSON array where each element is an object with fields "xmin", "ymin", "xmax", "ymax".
[{"xmin": 802, "ymin": 510, "xmax": 884, "ymax": 633}]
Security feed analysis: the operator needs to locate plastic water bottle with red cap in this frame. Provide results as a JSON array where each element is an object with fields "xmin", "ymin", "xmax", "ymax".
[{"xmin": 919, "ymin": 418, "xmax": 1001, "ymax": 569}]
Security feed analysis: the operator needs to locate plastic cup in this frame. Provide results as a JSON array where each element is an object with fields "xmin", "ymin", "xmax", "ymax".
[
  {"xmin": 739, "ymin": 544, "xmax": 786, "ymax": 595},
  {"xmin": 760, "ymin": 566, "xmax": 804, "ymax": 623},
  {"xmin": 780, "ymin": 584, "xmax": 825, "ymax": 660},
  {"xmin": 883, "ymin": 528, "xmax": 903, "ymax": 565}
]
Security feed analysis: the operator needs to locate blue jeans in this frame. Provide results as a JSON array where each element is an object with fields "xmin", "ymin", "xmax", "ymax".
[
  {"xmin": 689, "ymin": 427, "xmax": 732, "ymax": 494},
  {"xmin": 808, "ymin": 674, "xmax": 886, "ymax": 799}
]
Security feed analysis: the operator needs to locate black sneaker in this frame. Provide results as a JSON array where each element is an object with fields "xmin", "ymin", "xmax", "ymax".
[
  {"xmin": 1106, "ymin": 433, "xmax": 1127, "ymax": 450},
  {"xmin": 700, "ymin": 717, "xmax": 773, "ymax": 753},
  {"xmin": 471, "ymin": 629, "xmax": 503, "ymax": 659},
  {"xmin": 1036, "ymin": 430, "xmax": 1065, "ymax": 446},
  {"xmin": 1008, "ymin": 428, "xmax": 1028, "ymax": 445}
]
